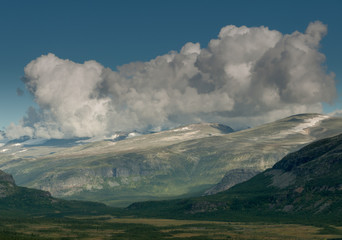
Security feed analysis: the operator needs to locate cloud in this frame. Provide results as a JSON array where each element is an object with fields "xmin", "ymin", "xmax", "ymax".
[
  {"xmin": 6, "ymin": 21, "xmax": 336, "ymax": 139},
  {"xmin": 6, "ymin": 122, "xmax": 34, "ymax": 139},
  {"xmin": 329, "ymin": 109, "xmax": 342, "ymax": 117},
  {"xmin": 16, "ymin": 87, "xmax": 24, "ymax": 96}
]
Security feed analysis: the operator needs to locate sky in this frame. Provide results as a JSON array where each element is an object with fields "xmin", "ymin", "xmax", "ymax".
[{"xmin": 1, "ymin": 0, "xmax": 342, "ymax": 139}]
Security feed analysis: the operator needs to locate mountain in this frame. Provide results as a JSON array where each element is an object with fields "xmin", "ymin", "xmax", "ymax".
[
  {"xmin": 0, "ymin": 169, "xmax": 110, "ymax": 217},
  {"xmin": 204, "ymin": 168, "xmax": 261, "ymax": 195},
  {"xmin": 127, "ymin": 133, "xmax": 342, "ymax": 223},
  {"xmin": 1, "ymin": 114, "xmax": 342, "ymax": 207},
  {"xmin": 0, "ymin": 169, "xmax": 16, "ymax": 198},
  {"xmin": 267, "ymin": 133, "xmax": 342, "ymax": 213}
]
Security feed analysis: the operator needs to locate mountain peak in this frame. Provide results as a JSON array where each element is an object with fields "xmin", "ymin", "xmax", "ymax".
[
  {"xmin": 0, "ymin": 170, "xmax": 16, "ymax": 198},
  {"xmin": 0, "ymin": 170, "xmax": 15, "ymax": 185}
]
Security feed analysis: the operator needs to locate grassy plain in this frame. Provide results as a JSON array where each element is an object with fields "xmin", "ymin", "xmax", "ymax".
[{"xmin": 1, "ymin": 216, "xmax": 342, "ymax": 239}]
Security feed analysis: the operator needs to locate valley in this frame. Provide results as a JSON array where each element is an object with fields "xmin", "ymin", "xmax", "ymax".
[
  {"xmin": 0, "ymin": 114, "xmax": 342, "ymax": 239},
  {"xmin": 2, "ymin": 3, "xmax": 342, "ymax": 238},
  {"xmin": 1, "ymin": 216, "xmax": 342, "ymax": 239}
]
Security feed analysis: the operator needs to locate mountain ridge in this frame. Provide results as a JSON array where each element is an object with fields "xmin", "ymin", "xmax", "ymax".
[
  {"xmin": 1, "ymin": 113, "xmax": 342, "ymax": 207},
  {"xmin": 126, "ymin": 132, "xmax": 342, "ymax": 223}
]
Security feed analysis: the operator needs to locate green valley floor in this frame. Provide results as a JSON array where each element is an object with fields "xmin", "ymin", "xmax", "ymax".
[{"xmin": 1, "ymin": 216, "xmax": 342, "ymax": 240}]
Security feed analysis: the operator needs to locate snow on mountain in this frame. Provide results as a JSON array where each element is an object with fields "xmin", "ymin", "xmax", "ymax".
[{"xmin": 277, "ymin": 114, "xmax": 330, "ymax": 137}]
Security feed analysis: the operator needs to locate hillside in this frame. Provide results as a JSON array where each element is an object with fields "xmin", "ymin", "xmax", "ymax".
[
  {"xmin": 1, "ymin": 113, "xmax": 342, "ymax": 207},
  {"xmin": 0, "ymin": 169, "xmax": 111, "ymax": 217},
  {"xmin": 128, "ymin": 133, "xmax": 342, "ymax": 223}
]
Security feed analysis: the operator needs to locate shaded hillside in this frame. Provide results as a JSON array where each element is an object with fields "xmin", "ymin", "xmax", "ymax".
[
  {"xmin": 1, "ymin": 114, "xmax": 342, "ymax": 207},
  {"xmin": 127, "ymin": 133, "xmax": 342, "ymax": 224},
  {"xmin": 204, "ymin": 168, "xmax": 261, "ymax": 195},
  {"xmin": 0, "ymin": 169, "xmax": 111, "ymax": 217}
]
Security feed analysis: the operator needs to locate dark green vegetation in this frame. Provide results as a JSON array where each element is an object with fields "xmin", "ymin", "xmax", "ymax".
[
  {"xmin": 1, "ymin": 216, "xmax": 342, "ymax": 239},
  {"xmin": 0, "ymin": 170, "xmax": 114, "ymax": 218},
  {"xmin": 126, "ymin": 133, "xmax": 342, "ymax": 226},
  {"xmin": 1, "ymin": 114, "xmax": 342, "ymax": 207}
]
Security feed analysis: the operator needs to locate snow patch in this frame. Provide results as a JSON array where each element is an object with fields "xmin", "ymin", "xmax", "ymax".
[
  {"xmin": 277, "ymin": 115, "xmax": 329, "ymax": 138},
  {"xmin": 128, "ymin": 132, "xmax": 141, "ymax": 138},
  {"xmin": 110, "ymin": 134, "xmax": 120, "ymax": 140},
  {"xmin": 172, "ymin": 127, "xmax": 191, "ymax": 132},
  {"xmin": 160, "ymin": 130, "xmax": 200, "ymax": 142},
  {"xmin": 1, "ymin": 149, "xmax": 9, "ymax": 153}
]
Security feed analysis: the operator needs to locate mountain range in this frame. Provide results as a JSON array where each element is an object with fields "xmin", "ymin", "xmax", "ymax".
[
  {"xmin": 127, "ymin": 132, "xmax": 342, "ymax": 224},
  {"xmin": 0, "ymin": 113, "xmax": 342, "ymax": 207}
]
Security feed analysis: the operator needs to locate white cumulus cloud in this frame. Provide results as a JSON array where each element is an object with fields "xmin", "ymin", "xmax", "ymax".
[{"xmin": 6, "ymin": 21, "xmax": 336, "ymax": 139}]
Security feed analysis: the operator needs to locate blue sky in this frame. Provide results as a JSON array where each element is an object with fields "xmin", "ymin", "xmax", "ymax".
[{"xmin": 1, "ymin": 0, "xmax": 342, "ymax": 132}]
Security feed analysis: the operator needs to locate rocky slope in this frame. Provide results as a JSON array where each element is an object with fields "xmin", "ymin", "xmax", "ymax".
[
  {"xmin": 266, "ymin": 133, "xmax": 342, "ymax": 213},
  {"xmin": 1, "ymin": 113, "xmax": 342, "ymax": 207},
  {"xmin": 204, "ymin": 168, "xmax": 261, "ymax": 195}
]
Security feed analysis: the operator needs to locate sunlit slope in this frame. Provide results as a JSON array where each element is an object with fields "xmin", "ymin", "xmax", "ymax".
[{"xmin": 0, "ymin": 114, "xmax": 341, "ymax": 207}]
